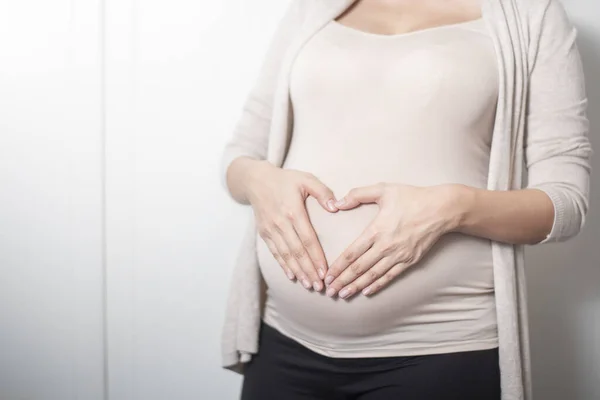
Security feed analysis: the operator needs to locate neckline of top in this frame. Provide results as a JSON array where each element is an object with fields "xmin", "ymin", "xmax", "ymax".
[{"xmin": 329, "ymin": 17, "xmax": 485, "ymax": 39}]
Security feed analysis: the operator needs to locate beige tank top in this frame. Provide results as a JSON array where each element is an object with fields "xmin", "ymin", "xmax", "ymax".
[{"xmin": 256, "ymin": 17, "xmax": 499, "ymax": 357}]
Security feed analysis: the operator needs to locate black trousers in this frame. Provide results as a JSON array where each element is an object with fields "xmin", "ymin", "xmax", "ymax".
[{"xmin": 241, "ymin": 321, "xmax": 501, "ymax": 400}]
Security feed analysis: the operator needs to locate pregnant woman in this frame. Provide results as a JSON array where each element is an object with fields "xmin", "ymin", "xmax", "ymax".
[{"xmin": 219, "ymin": 0, "xmax": 593, "ymax": 399}]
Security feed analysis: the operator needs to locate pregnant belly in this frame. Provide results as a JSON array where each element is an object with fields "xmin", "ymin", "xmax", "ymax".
[{"xmin": 256, "ymin": 195, "xmax": 495, "ymax": 339}]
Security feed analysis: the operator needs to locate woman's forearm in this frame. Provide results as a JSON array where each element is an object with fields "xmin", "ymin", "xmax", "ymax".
[
  {"xmin": 228, "ymin": 163, "xmax": 557, "ymax": 245},
  {"xmin": 225, "ymin": 156, "xmax": 269, "ymax": 205},
  {"xmin": 447, "ymin": 184, "xmax": 555, "ymax": 245}
]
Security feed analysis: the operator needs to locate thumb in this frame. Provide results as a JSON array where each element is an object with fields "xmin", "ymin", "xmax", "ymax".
[
  {"xmin": 334, "ymin": 184, "xmax": 384, "ymax": 210},
  {"xmin": 303, "ymin": 176, "xmax": 338, "ymax": 213}
]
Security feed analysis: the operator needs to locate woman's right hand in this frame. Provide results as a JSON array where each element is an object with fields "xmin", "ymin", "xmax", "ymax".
[{"xmin": 242, "ymin": 159, "xmax": 339, "ymax": 292}]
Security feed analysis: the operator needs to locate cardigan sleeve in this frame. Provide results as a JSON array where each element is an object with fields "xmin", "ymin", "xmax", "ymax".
[
  {"xmin": 219, "ymin": 0, "xmax": 307, "ymax": 203},
  {"xmin": 524, "ymin": 0, "xmax": 593, "ymax": 244}
]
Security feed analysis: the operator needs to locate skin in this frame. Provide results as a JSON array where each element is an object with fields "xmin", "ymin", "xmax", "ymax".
[
  {"xmin": 323, "ymin": 183, "xmax": 554, "ymax": 299},
  {"xmin": 225, "ymin": 0, "xmax": 555, "ymax": 297},
  {"xmin": 228, "ymin": 156, "xmax": 339, "ymax": 292},
  {"xmin": 335, "ymin": 0, "xmax": 483, "ymax": 36}
]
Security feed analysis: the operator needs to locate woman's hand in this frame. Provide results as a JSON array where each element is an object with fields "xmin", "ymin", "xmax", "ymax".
[
  {"xmin": 323, "ymin": 182, "xmax": 464, "ymax": 299},
  {"xmin": 243, "ymin": 160, "xmax": 339, "ymax": 292}
]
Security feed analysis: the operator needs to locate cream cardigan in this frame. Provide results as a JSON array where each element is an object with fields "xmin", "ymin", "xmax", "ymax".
[{"xmin": 218, "ymin": 1, "xmax": 593, "ymax": 399}]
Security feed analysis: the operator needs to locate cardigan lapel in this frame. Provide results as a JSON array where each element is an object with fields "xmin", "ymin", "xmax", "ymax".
[
  {"xmin": 481, "ymin": 2, "xmax": 532, "ymax": 399},
  {"xmin": 482, "ymin": 0, "xmax": 526, "ymax": 192},
  {"xmin": 266, "ymin": 0, "xmax": 357, "ymax": 167}
]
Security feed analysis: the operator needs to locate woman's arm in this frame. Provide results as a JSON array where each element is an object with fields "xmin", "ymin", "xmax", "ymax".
[
  {"xmin": 220, "ymin": 0, "xmax": 307, "ymax": 205},
  {"xmin": 521, "ymin": 0, "xmax": 593, "ymax": 244},
  {"xmin": 457, "ymin": 0, "xmax": 593, "ymax": 246},
  {"xmin": 219, "ymin": 2, "xmax": 341, "ymax": 290},
  {"xmin": 445, "ymin": 185, "xmax": 554, "ymax": 245}
]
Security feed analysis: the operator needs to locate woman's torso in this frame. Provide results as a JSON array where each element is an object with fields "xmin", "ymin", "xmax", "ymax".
[{"xmin": 256, "ymin": 16, "xmax": 500, "ymax": 357}]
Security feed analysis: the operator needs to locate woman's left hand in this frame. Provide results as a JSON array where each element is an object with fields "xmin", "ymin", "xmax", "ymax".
[{"xmin": 324, "ymin": 182, "xmax": 464, "ymax": 299}]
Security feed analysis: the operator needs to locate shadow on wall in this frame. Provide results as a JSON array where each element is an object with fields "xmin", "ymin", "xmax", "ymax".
[{"xmin": 525, "ymin": 27, "xmax": 600, "ymax": 400}]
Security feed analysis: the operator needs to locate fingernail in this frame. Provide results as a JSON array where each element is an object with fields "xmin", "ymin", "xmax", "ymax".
[
  {"xmin": 362, "ymin": 287, "xmax": 372, "ymax": 296},
  {"xmin": 317, "ymin": 268, "xmax": 325, "ymax": 279},
  {"xmin": 339, "ymin": 288, "xmax": 351, "ymax": 299},
  {"xmin": 326, "ymin": 287, "xmax": 336, "ymax": 297},
  {"xmin": 325, "ymin": 275, "xmax": 334, "ymax": 285},
  {"xmin": 286, "ymin": 269, "xmax": 294, "ymax": 280},
  {"xmin": 334, "ymin": 198, "xmax": 345, "ymax": 207},
  {"xmin": 302, "ymin": 278, "xmax": 311, "ymax": 289},
  {"xmin": 326, "ymin": 199, "xmax": 337, "ymax": 211},
  {"xmin": 313, "ymin": 281, "xmax": 322, "ymax": 291}
]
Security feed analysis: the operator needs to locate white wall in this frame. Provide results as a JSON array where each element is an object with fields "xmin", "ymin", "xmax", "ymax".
[
  {"xmin": 0, "ymin": 1, "xmax": 105, "ymax": 399},
  {"xmin": 525, "ymin": 2, "xmax": 600, "ymax": 399},
  {"xmin": 103, "ymin": 0, "xmax": 293, "ymax": 398},
  {"xmin": 0, "ymin": 0, "xmax": 597, "ymax": 399}
]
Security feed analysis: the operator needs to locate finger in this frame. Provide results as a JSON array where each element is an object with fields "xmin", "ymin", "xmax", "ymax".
[
  {"xmin": 292, "ymin": 206, "xmax": 328, "ymax": 280},
  {"xmin": 338, "ymin": 256, "xmax": 394, "ymax": 299},
  {"xmin": 324, "ymin": 225, "xmax": 377, "ymax": 286},
  {"xmin": 362, "ymin": 262, "xmax": 409, "ymax": 296},
  {"xmin": 262, "ymin": 235, "xmax": 295, "ymax": 280},
  {"xmin": 326, "ymin": 247, "xmax": 385, "ymax": 298},
  {"xmin": 334, "ymin": 183, "xmax": 384, "ymax": 210},
  {"xmin": 303, "ymin": 175, "xmax": 339, "ymax": 212},
  {"xmin": 270, "ymin": 226, "xmax": 309, "ymax": 289},
  {"xmin": 278, "ymin": 216, "xmax": 323, "ymax": 291}
]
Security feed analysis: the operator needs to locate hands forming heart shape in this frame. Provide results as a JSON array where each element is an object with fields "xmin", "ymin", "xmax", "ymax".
[{"xmin": 245, "ymin": 161, "xmax": 464, "ymax": 300}]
